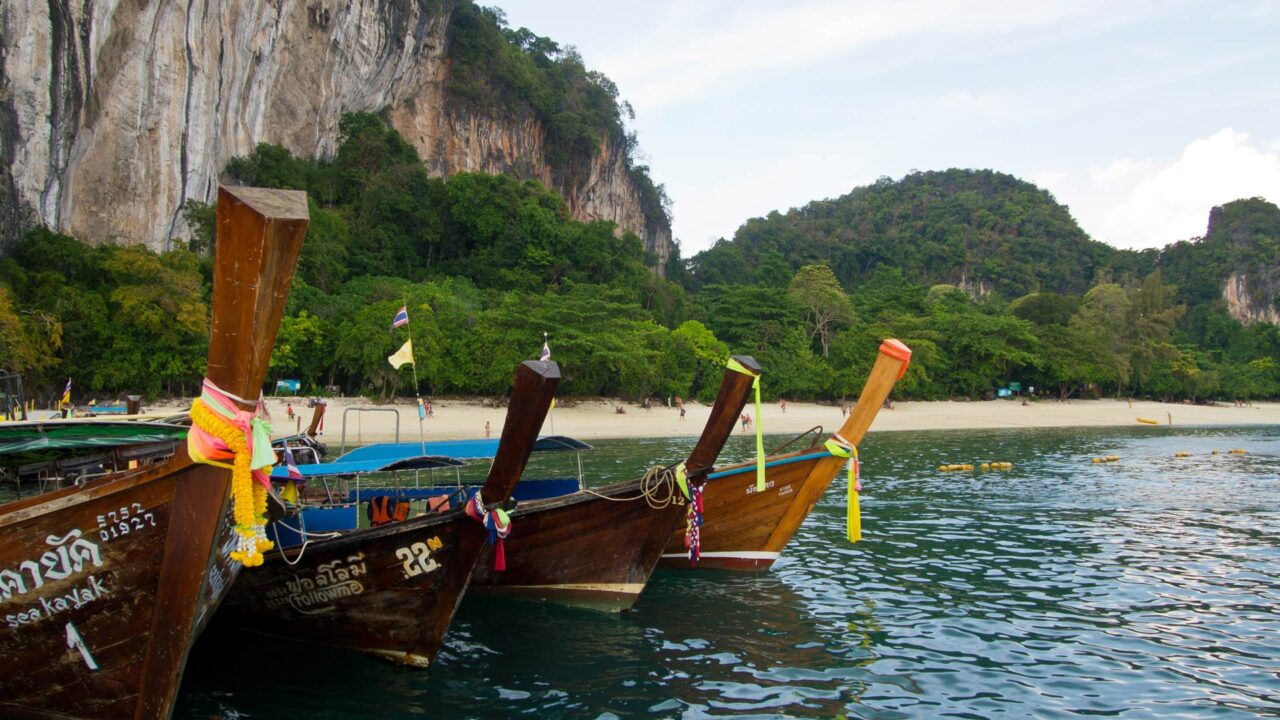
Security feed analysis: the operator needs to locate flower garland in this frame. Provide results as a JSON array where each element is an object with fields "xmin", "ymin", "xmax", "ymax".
[{"xmin": 187, "ymin": 379, "xmax": 276, "ymax": 566}]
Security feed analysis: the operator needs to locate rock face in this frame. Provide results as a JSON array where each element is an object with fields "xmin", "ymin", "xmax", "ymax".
[
  {"xmin": 1223, "ymin": 272, "xmax": 1280, "ymax": 326},
  {"xmin": 0, "ymin": 0, "xmax": 671, "ymax": 269},
  {"xmin": 1204, "ymin": 199, "xmax": 1280, "ymax": 326}
]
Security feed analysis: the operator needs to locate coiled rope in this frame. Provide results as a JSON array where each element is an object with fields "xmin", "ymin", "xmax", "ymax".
[
  {"xmin": 579, "ymin": 462, "xmax": 688, "ymax": 510},
  {"xmin": 187, "ymin": 378, "xmax": 275, "ymax": 566}
]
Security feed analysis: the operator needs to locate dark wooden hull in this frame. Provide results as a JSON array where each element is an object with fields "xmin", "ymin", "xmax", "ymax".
[
  {"xmin": 0, "ymin": 458, "xmax": 238, "ymax": 719},
  {"xmin": 222, "ymin": 509, "xmax": 487, "ymax": 667},
  {"xmin": 659, "ymin": 446, "xmax": 844, "ymax": 572},
  {"xmin": 470, "ymin": 478, "xmax": 687, "ymax": 611}
]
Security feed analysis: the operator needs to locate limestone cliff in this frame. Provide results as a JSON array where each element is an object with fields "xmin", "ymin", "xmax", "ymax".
[
  {"xmin": 0, "ymin": 0, "xmax": 671, "ymax": 268},
  {"xmin": 1205, "ymin": 200, "xmax": 1280, "ymax": 326}
]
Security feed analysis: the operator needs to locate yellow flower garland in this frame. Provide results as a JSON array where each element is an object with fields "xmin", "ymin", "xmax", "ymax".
[{"xmin": 190, "ymin": 397, "xmax": 274, "ymax": 566}]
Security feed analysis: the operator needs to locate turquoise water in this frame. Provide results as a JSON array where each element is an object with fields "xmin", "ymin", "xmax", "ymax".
[{"xmin": 177, "ymin": 425, "xmax": 1280, "ymax": 718}]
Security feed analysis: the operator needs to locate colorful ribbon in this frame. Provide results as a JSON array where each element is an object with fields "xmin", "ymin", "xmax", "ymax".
[
  {"xmin": 187, "ymin": 378, "xmax": 275, "ymax": 566},
  {"xmin": 726, "ymin": 358, "xmax": 765, "ymax": 492},
  {"xmin": 466, "ymin": 494, "xmax": 512, "ymax": 571},
  {"xmin": 825, "ymin": 434, "xmax": 861, "ymax": 543},
  {"xmin": 684, "ymin": 483, "xmax": 704, "ymax": 563}
]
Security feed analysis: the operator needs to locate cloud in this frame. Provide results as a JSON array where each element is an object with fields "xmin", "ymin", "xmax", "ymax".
[{"xmin": 1094, "ymin": 129, "xmax": 1280, "ymax": 249}]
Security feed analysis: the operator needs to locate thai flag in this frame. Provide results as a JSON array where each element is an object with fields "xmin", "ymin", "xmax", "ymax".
[
  {"xmin": 60, "ymin": 377, "xmax": 72, "ymax": 405},
  {"xmin": 284, "ymin": 443, "xmax": 304, "ymax": 480},
  {"xmin": 540, "ymin": 341, "xmax": 551, "ymax": 362},
  {"xmin": 390, "ymin": 306, "xmax": 409, "ymax": 330}
]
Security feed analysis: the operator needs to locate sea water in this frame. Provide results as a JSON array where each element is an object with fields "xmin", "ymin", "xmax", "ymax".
[{"xmin": 176, "ymin": 425, "xmax": 1280, "ymax": 718}]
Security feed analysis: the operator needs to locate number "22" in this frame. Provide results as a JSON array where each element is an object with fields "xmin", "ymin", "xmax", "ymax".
[{"xmin": 395, "ymin": 542, "xmax": 439, "ymax": 578}]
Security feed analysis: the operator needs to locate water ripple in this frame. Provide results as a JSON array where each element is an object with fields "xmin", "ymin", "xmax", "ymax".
[{"xmin": 178, "ymin": 425, "xmax": 1280, "ymax": 718}]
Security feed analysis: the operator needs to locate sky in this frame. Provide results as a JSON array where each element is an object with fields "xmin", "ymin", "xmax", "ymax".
[{"xmin": 491, "ymin": 0, "xmax": 1280, "ymax": 256}]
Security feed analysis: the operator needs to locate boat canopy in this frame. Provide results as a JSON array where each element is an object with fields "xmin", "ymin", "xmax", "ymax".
[
  {"xmin": 0, "ymin": 420, "xmax": 189, "ymax": 467},
  {"xmin": 334, "ymin": 435, "xmax": 592, "ymax": 465},
  {"xmin": 269, "ymin": 454, "xmax": 466, "ymax": 480}
]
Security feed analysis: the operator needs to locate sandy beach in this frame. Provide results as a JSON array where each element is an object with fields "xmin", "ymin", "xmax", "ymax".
[{"xmin": 140, "ymin": 395, "xmax": 1280, "ymax": 444}]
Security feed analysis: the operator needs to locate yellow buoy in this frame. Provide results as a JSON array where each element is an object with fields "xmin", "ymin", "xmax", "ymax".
[
  {"xmin": 980, "ymin": 463, "xmax": 990, "ymax": 471},
  {"xmin": 1229, "ymin": 448, "xmax": 1247, "ymax": 454},
  {"xmin": 1136, "ymin": 417, "xmax": 1158, "ymax": 425},
  {"xmin": 1174, "ymin": 451, "xmax": 1190, "ymax": 458},
  {"xmin": 1211, "ymin": 449, "xmax": 1220, "ymax": 455}
]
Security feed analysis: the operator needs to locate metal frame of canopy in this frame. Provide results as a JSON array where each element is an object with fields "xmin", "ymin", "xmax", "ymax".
[{"xmin": 336, "ymin": 435, "xmax": 594, "ymax": 491}]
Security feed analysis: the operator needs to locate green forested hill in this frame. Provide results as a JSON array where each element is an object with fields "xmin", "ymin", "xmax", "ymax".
[{"xmin": 689, "ymin": 169, "xmax": 1127, "ymax": 296}]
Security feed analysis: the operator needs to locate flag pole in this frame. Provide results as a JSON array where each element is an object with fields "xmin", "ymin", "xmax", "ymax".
[
  {"xmin": 405, "ymin": 295, "xmax": 426, "ymax": 456},
  {"xmin": 545, "ymin": 332, "xmax": 555, "ymax": 435}
]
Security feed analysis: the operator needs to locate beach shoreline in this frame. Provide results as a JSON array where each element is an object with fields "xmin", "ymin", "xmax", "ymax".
[{"xmin": 136, "ymin": 396, "xmax": 1280, "ymax": 443}]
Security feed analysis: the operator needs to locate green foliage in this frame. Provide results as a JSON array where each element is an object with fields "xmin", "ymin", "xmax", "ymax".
[{"xmin": 688, "ymin": 170, "xmax": 1118, "ymax": 296}]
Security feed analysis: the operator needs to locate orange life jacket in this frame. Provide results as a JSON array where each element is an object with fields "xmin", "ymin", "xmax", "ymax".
[{"xmin": 369, "ymin": 496, "xmax": 393, "ymax": 526}]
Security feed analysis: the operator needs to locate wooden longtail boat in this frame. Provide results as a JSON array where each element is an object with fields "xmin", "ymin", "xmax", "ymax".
[
  {"xmin": 0, "ymin": 186, "xmax": 307, "ymax": 719},
  {"xmin": 220, "ymin": 359, "xmax": 559, "ymax": 667},
  {"xmin": 469, "ymin": 356, "xmax": 761, "ymax": 611},
  {"xmin": 659, "ymin": 339, "xmax": 912, "ymax": 571}
]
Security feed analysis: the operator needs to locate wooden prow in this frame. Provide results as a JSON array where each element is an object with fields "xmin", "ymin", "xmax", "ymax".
[
  {"xmin": 831, "ymin": 339, "xmax": 912, "ymax": 447},
  {"xmin": 684, "ymin": 355, "xmax": 761, "ymax": 481},
  {"xmin": 421, "ymin": 359, "xmax": 559, "ymax": 653},
  {"xmin": 306, "ymin": 401, "xmax": 326, "ymax": 437},
  {"xmin": 478, "ymin": 359, "xmax": 562, "ymax": 507},
  {"xmin": 205, "ymin": 186, "xmax": 308, "ymax": 404},
  {"xmin": 138, "ymin": 186, "xmax": 307, "ymax": 718},
  {"xmin": 761, "ymin": 339, "xmax": 910, "ymax": 552}
]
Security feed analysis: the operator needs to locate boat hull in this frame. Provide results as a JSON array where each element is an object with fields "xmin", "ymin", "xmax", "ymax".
[
  {"xmin": 0, "ymin": 458, "xmax": 238, "ymax": 719},
  {"xmin": 471, "ymin": 478, "xmax": 686, "ymax": 611},
  {"xmin": 659, "ymin": 446, "xmax": 844, "ymax": 572},
  {"xmin": 223, "ymin": 509, "xmax": 487, "ymax": 667}
]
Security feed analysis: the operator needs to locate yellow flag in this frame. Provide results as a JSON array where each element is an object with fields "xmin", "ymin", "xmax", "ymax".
[{"xmin": 387, "ymin": 339, "xmax": 414, "ymax": 369}]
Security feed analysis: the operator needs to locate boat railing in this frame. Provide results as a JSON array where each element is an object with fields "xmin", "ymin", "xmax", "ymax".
[
  {"xmin": 769, "ymin": 425, "xmax": 825, "ymax": 455},
  {"xmin": 339, "ymin": 407, "xmax": 401, "ymax": 455}
]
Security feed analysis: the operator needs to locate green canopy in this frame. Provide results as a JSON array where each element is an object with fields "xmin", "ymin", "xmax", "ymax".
[{"xmin": 0, "ymin": 420, "xmax": 189, "ymax": 467}]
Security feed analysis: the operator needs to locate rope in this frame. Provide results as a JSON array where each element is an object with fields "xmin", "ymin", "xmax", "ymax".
[
  {"xmin": 577, "ymin": 463, "xmax": 687, "ymax": 510},
  {"xmin": 825, "ymin": 433, "xmax": 861, "ymax": 543},
  {"xmin": 269, "ymin": 519, "xmax": 342, "ymax": 567},
  {"xmin": 187, "ymin": 378, "xmax": 276, "ymax": 567},
  {"xmin": 465, "ymin": 494, "xmax": 512, "ymax": 571},
  {"xmin": 726, "ymin": 358, "xmax": 765, "ymax": 491}
]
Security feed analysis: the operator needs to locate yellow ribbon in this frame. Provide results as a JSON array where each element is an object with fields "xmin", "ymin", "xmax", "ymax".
[
  {"xmin": 674, "ymin": 462, "xmax": 689, "ymax": 500},
  {"xmin": 726, "ymin": 358, "xmax": 765, "ymax": 492},
  {"xmin": 825, "ymin": 437, "xmax": 860, "ymax": 543}
]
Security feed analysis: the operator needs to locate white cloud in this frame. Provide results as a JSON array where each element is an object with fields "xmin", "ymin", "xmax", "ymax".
[{"xmin": 1092, "ymin": 129, "xmax": 1280, "ymax": 249}]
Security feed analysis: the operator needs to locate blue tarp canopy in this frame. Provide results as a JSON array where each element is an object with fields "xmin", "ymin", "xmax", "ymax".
[
  {"xmin": 334, "ymin": 435, "xmax": 592, "ymax": 465},
  {"xmin": 270, "ymin": 454, "xmax": 465, "ymax": 479}
]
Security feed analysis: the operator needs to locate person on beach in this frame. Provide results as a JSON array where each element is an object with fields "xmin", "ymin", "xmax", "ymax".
[
  {"xmin": 484, "ymin": 420, "xmax": 491, "ymax": 437},
  {"xmin": 740, "ymin": 413, "xmax": 751, "ymax": 431},
  {"xmin": 780, "ymin": 398, "xmax": 787, "ymax": 413},
  {"xmin": 286, "ymin": 403, "xmax": 295, "ymax": 420},
  {"xmin": 680, "ymin": 406, "xmax": 686, "ymax": 421}
]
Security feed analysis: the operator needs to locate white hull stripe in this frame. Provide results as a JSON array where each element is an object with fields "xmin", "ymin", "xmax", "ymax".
[{"xmin": 660, "ymin": 551, "xmax": 780, "ymax": 560}]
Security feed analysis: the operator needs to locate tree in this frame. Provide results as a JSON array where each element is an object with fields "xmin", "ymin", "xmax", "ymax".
[{"xmin": 788, "ymin": 265, "xmax": 854, "ymax": 356}]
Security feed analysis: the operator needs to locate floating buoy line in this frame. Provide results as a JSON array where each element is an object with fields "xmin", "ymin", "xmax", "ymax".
[{"xmin": 938, "ymin": 462, "xmax": 1013, "ymax": 472}]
